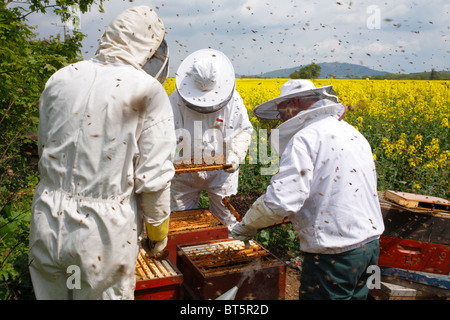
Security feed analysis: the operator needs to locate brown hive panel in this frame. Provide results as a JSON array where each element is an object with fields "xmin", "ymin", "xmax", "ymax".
[{"xmin": 177, "ymin": 239, "xmax": 286, "ymax": 300}]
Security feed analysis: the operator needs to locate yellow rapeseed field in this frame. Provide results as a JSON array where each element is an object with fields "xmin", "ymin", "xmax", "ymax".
[{"xmin": 164, "ymin": 78, "xmax": 449, "ymax": 199}]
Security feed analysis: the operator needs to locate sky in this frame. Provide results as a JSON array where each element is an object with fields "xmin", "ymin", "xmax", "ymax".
[{"xmin": 21, "ymin": 0, "xmax": 450, "ymax": 77}]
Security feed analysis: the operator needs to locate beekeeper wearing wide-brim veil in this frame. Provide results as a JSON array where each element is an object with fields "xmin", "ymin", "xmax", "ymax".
[
  {"xmin": 169, "ymin": 49, "xmax": 253, "ymax": 232},
  {"xmin": 29, "ymin": 6, "xmax": 176, "ymax": 299},
  {"xmin": 232, "ymin": 80, "xmax": 385, "ymax": 300}
]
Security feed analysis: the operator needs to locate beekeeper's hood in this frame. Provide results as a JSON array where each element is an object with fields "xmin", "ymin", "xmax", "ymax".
[
  {"xmin": 95, "ymin": 6, "xmax": 169, "ymax": 83},
  {"xmin": 175, "ymin": 49, "xmax": 236, "ymax": 113},
  {"xmin": 253, "ymin": 80, "xmax": 338, "ymax": 120}
]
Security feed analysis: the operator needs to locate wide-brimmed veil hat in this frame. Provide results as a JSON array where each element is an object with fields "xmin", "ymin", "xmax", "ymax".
[
  {"xmin": 175, "ymin": 49, "xmax": 236, "ymax": 113},
  {"xmin": 253, "ymin": 80, "xmax": 338, "ymax": 120}
]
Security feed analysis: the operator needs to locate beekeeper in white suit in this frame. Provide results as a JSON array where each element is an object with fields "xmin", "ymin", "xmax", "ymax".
[
  {"xmin": 29, "ymin": 6, "xmax": 175, "ymax": 300},
  {"xmin": 232, "ymin": 80, "xmax": 385, "ymax": 299},
  {"xmin": 169, "ymin": 49, "xmax": 253, "ymax": 232}
]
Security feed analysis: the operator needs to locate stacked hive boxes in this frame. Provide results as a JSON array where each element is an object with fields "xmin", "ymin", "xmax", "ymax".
[{"xmin": 134, "ymin": 159, "xmax": 286, "ymax": 300}]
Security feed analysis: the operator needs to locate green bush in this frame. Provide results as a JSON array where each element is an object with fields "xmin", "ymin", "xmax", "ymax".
[{"xmin": 0, "ymin": 0, "xmax": 104, "ymax": 300}]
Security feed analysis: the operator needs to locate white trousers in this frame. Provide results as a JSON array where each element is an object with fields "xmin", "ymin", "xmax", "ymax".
[
  {"xmin": 29, "ymin": 187, "xmax": 139, "ymax": 300},
  {"xmin": 170, "ymin": 170, "xmax": 239, "ymax": 231}
]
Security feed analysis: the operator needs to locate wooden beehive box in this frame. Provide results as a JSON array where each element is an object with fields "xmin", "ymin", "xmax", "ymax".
[
  {"xmin": 384, "ymin": 190, "xmax": 449, "ymax": 212},
  {"xmin": 177, "ymin": 239, "xmax": 286, "ymax": 300},
  {"xmin": 379, "ymin": 190, "xmax": 450, "ymax": 276},
  {"xmin": 134, "ymin": 250, "xmax": 183, "ymax": 300},
  {"xmin": 378, "ymin": 236, "xmax": 450, "ymax": 275},
  {"xmin": 167, "ymin": 209, "xmax": 229, "ymax": 265}
]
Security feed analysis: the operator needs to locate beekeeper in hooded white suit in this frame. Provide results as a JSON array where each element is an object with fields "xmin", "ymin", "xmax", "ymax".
[
  {"xmin": 29, "ymin": 6, "xmax": 176, "ymax": 300},
  {"xmin": 169, "ymin": 49, "xmax": 253, "ymax": 231},
  {"xmin": 232, "ymin": 80, "xmax": 385, "ymax": 299}
]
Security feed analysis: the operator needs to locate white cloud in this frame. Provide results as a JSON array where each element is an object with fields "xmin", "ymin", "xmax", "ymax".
[{"xmin": 21, "ymin": 0, "xmax": 450, "ymax": 76}]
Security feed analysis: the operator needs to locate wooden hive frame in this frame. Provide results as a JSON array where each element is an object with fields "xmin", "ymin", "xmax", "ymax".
[
  {"xmin": 134, "ymin": 250, "xmax": 183, "ymax": 300},
  {"xmin": 174, "ymin": 155, "xmax": 231, "ymax": 174}
]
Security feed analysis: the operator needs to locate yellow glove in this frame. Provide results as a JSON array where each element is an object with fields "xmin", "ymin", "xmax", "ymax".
[
  {"xmin": 144, "ymin": 218, "xmax": 169, "ymax": 257},
  {"xmin": 146, "ymin": 217, "xmax": 170, "ymax": 242}
]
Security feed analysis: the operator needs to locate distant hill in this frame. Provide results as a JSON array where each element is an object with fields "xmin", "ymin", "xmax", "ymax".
[{"xmin": 239, "ymin": 62, "xmax": 388, "ymax": 78}]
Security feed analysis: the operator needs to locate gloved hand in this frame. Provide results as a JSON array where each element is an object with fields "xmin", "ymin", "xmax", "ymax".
[
  {"xmin": 143, "ymin": 237, "xmax": 168, "ymax": 257},
  {"xmin": 224, "ymin": 152, "xmax": 240, "ymax": 173},
  {"xmin": 140, "ymin": 187, "xmax": 171, "ymax": 257},
  {"xmin": 143, "ymin": 218, "xmax": 169, "ymax": 257},
  {"xmin": 241, "ymin": 195, "xmax": 284, "ymax": 230},
  {"xmin": 231, "ymin": 221, "xmax": 258, "ymax": 241},
  {"xmin": 225, "ymin": 131, "xmax": 251, "ymax": 173}
]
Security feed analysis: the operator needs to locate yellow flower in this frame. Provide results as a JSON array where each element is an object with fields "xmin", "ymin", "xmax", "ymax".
[
  {"xmin": 164, "ymin": 78, "xmax": 449, "ymax": 197},
  {"xmin": 413, "ymin": 134, "xmax": 423, "ymax": 147},
  {"xmin": 437, "ymin": 150, "xmax": 449, "ymax": 169},
  {"xmin": 424, "ymin": 138, "xmax": 440, "ymax": 159},
  {"xmin": 423, "ymin": 161, "xmax": 439, "ymax": 171}
]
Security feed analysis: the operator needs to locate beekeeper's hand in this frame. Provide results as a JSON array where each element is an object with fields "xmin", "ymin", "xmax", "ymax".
[
  {"xmin": 140, "ymin": 186, "xmax": 171, "ymax": 256},
  {"xmin": 144, "ymin": 218, "xmax": 169, "ymax": 256},
  {"xmin": 242, "ymin": 195, "xmax": 285, "ymax": 229},
  {"xmin": 224, "ymin": 152, "xmax": 240, "ymax": 173},
  {"xmin": 231, "ymin": 221, "xmax": 258, "ymax": 241},
  {"xmin": 225, "ymin": 131, "xmax": 251, "ymax": 173}
]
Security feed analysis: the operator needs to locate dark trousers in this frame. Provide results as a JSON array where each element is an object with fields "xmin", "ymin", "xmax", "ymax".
[{"xmin": 299, "ymin": 239, "xmax": 379, "ymax": 300}]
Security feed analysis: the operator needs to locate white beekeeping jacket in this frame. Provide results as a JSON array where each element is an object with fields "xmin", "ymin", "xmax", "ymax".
[
  {"xmin": 264, "ymin": 100, "xmax": 385, "ymax": 254},
  {"xmin": 168, "ymin": 89, "xmax": 253, "ymax": 228},
  {"xmin": 29, "ymin": 6, "xmax": 176, "ymax": 299}
]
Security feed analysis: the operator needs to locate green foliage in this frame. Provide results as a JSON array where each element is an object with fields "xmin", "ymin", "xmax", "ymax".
[
  {"xmin": 290, "ymin": 62, "xmax": 322, "ymax": 79},
  {"xmin": 0, "ymin": 0, "xmax": 105, "ymax": 300},
  {"xmin": 5, "ymin": 0, "xmax": 105, "ymax": 20},
  {"xmin": 198, "ymin": 190, "xmax": 210, "ymax": 209},
  {"xmin": 0, "ymin": 205, "xmax": 34, "ymax": 300},
  {"xmin": 255, "ymin": 224, "xmax": 300, "ymax": 259}
]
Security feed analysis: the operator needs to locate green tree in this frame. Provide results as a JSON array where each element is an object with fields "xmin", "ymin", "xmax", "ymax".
[
  {"xmin": 290, "ymin": 62, "xmax": 322, "ymax": 79},
  {"xmin": 0, "ymin": 0, "xmax": 105, "ymax": 300},
  {"xmin": 430, "ymin": 68, "xmax": 438, "ymax": 80}
]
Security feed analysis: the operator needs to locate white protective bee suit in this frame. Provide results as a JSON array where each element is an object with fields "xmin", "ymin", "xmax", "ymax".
[
  {"xmin": 29, "ymin": 6, "xmax": 176, "ymax": 300},
  {"xmin": 233, "ymin": 80, "xmax": 385, "ymax": 254},
  {"xmin": 169, "ymin": 49, "xmax": 253, "ymax": 231}
]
